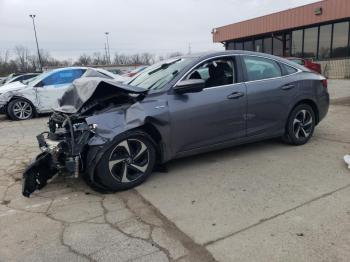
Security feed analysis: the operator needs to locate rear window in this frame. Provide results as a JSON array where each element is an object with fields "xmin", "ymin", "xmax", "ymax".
[
  {"xmin": 282, "ymin": 64, "xmax": 298, "ymax": 75},
  {"xmin": 42, "ymin": 69, "xmax": 86, "ymax": 86}
]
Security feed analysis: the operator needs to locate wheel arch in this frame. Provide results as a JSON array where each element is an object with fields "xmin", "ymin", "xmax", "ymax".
[
  {"xmin": 8, "ymin": 96, "xmax": 38, "ymax": 116},
  {"xmin": 136, "ymin": 122, "xmax": 164, "ymax": 164},
  {"xmin": 289, "ymin": 99, "xmax": 319, "ymax": 125}
]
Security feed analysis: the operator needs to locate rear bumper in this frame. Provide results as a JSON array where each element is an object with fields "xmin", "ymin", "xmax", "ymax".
[{"xmin": 318, "ymin": 92, "xmax": 330, "ymax": 123}]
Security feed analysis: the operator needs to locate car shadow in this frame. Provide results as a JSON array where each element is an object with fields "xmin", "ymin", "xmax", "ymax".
[{"xmin": 150, "ymin": 138, "xmax": 285, "ymax": 180}]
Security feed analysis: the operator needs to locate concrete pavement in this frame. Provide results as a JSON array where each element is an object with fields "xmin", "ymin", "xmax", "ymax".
[
  {"xmin": 0, "ymin": 117, "xmax": 214, "ymax": 262},
  {"xmin": 0, "ymin": 80, "xmax": 350, "ymax": 261}
]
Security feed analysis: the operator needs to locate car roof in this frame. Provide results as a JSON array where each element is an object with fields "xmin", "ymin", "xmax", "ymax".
[
  {"xmin": 179, "ymin": 50, "xmax": 308, "ymax": 71},
  {"xmin": 48, "ymin": 66, "xmax": 89, "ymax": 73}
]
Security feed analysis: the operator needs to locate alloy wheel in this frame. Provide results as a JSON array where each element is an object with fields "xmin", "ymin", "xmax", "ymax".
[
  {"xmin": 108, "ymin": 139, "xmax": 149, "ymax": 183},
  {"xmin": 12, "ymin": 101, "xmax": 33, "ymax": 120},
  {"xmin": 293, "ymin": 109, "xmax": 313, "ymax": 139}
]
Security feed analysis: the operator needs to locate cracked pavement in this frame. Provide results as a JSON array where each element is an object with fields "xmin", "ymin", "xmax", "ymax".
[
  {"xmin": 0, "ymin": 117, "xmax": 214, "ymax": 262},
  {"xmin": 1, "ymin": 80, "xmax": 350, "ymax": 262}
]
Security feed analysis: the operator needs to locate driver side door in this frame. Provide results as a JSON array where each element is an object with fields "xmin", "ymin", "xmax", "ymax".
[
  {"xmin": 168, "ymin": 56, "xmax": 247, "ymax": 156},
  {"xmin": 35, "ymin": 69, "xmax": 85, "ymax": 112}
]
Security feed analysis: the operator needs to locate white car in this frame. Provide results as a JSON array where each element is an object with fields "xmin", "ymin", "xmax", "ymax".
[
  {"xmin": 0, "ymin": 67, "xmax": 123, "ymax": 120},
  {"xmin": 2, "ymin": 73, "xmax": 40, "ymax": 85}
]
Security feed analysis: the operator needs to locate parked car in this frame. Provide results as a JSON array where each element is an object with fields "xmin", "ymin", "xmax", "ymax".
[
  {"xmin": 286, "ymin": 57, "xmax": 322, "ymax": 74},
  {"xmin": 0, "ymin": 77, "xmax": 6, "ymax": 85},
  {"xmin": 0, "ymin": 73, "xmax": 24, "ymax": 86},
  {"xmin": 1, "ymin": 73, "xmax": 40, "ymax": 85},
  {"xmin": 0, "ymin": 67, "xmax": 122, "ymax": 120},
  {"xmin": 106, "ymin": 68, "xmax": 125, "ymax": 75},
  {"xmin": 22, "ymin": 51, "xmax": 329, "ymax": 197}
]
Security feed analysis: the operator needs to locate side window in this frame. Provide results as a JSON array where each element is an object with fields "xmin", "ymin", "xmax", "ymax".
[
  {"xmin": 243, "ymin": 56, "xmax": 282, "ymax": 81},
  {"xmin": 282, "ymin": 64, "xmax": 298, "ymax": 75},
  {"xmin": 18, "ymin": 75, "xmax": 36, "ymax": 81},
  {"xmin": 42, "ymin": 69, "xmax": 85, "ymax": 86},
  {"xmin": 186, "ymin": 57, "xmax": 235, "ymax": 88}
]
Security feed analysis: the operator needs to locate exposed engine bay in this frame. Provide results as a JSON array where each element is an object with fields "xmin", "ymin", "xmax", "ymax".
[{"xmin": 22, "ymin": 78, "xmax": 147, "ymax": 197}]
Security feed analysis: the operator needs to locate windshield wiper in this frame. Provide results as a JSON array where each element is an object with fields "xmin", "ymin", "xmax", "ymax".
[{"xmin": 148, "ymin": 59, "xmax": 181, "ymax": 75}]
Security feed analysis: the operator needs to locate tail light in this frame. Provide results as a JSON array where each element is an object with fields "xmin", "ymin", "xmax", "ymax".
[{"xmin": 322, "ymin": 79, "xmax": 328, "ymax": 89}]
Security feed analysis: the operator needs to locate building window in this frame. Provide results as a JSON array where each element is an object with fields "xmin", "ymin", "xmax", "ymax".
[
  {"xmin": 227, "ymin": 42, "xmax": 235, "ymax": 50},
  {"xmin": 263, "ymin": 37, "xmax": 272, "ymax": 54},
  {"xmin": 235, "ymin": 42, "xmax": 243, "ymax": 50},
  {"xmin": 318, "ymin": 24, "xmax": 332, "ymax": 59},
  {"xmin": 244, "ymin": 40, "xmax": 254, "ymax": 51},
  {"xmin": 292, "ymin": 29, "xmax": 303, "ymax": 57},
  {"xmin": 303, "ymin": 27, "xmax": 318, "ymax": 59},
  {"xmin": 284, "ymin": 33, "xmax": 291, "ymax": 57},
  {"xmin": 255, "ymin": 39, "xmax": 263, "ymax": 52},
  {"xmin": 273, "ymin": 34, "xmax": 283, "ymax": 56},
  {"xmin": 332, "ymin": 22, "xmax": 349, "ymax": 58}
]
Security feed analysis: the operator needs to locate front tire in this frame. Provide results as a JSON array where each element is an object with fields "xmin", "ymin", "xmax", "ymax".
[
  {"xmin": 283, "ymin": 104, "xmax": 315, "ymax": 145},
  {"xmin": 95, "ymin": 130, "xmax": 156, "ymax": 191},
  {"xmin": 7, "ymin": 98, "xmax": 34, "ymax": 121}
]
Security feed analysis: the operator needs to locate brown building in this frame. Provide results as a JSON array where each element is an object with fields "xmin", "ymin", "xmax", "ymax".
[{"xmin": 212, "ymin": 0, "xmax": 350, "ymax": 78}]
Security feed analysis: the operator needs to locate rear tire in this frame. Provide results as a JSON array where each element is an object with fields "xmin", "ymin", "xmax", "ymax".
[
  {"xmin": 95, "ymin": 130, "xmax": 156, "ymax": 191},
  {"xmin": 7, "ymin": 98, "xmax": 34, "ymax": 121},
  {"xmin": 283, "ymin": 104, "xmax": 315, "ymax": 145}
]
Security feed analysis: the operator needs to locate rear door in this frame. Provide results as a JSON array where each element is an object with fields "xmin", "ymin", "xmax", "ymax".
[
  {"xmin": 242, "ymin": 55, "xmax": 300, "ymax": 137},
  {"xmin": 35, "ymin": 69, "xmax": 85, "ymax": 111}
]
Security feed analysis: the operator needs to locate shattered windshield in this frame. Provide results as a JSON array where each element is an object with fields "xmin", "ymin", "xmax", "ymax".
[{"xmin": 127, "ymin": 57, "xmax": 194, "ymax": 90}]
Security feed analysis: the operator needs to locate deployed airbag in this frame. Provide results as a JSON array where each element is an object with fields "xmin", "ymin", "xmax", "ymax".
[{"xmin": 55, "ymin": 77, "xmax": 147, "ymax": 114}]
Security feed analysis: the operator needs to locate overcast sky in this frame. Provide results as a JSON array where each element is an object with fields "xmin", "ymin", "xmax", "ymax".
[{"xmin": 0, "ymin": 0, "xmax": 318, "ymax": 60}]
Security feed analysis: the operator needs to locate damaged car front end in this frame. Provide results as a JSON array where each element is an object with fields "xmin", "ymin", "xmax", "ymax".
[{"xmin": 23, "ymin": 77, "xmax": 149, "ymax": 197}]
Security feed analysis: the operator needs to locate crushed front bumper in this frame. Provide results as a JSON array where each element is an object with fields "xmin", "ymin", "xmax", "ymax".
[
  {"xmin": 22, "ymin": 133, "xmax": 79, "ymax": 197},
  {"xmin": 22, "ymin": 152, "xmax": 58, "ymax": 197}
]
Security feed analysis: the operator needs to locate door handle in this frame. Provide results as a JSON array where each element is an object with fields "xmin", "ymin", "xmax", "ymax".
[
  {"xmin": 281, "ymin": 84, "xmax": 295, "ymax": 90},
  {"xmin": 227, "ymin": 92, "xmax": 244, "ymax": 99}
]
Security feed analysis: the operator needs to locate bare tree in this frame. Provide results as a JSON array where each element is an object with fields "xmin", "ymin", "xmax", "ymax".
[
  {"xmin": 27, "ymin": 55, "xmax": 38, "ymax": 71},
  {"xmin": 14, "ymin": 46, "xmax": 30, "ymax": 72},
  {"xmin": 75, "ymin": 54, "xmax": 92, "ymax": 66},
  {"xmin": 0, "ymin": 50, "xmax": 10, "ymax": 64},
  {"xmin": 0, "ymin": 50, "xmax": 17, "ymax": 76},
  {"xmin": 92, "ymin": 52, "xmax": 107, "ymax": 65},
  {"xmin": 168, "ymin": 52, "xmax": 183, "ymax": 58},
  {"xmin": 157, "ymin": 55, "xmax": 165, "ymax": 62},
  {"xmin": 140, "ymin": 53, "xmax": 155, "ymax": 65}
]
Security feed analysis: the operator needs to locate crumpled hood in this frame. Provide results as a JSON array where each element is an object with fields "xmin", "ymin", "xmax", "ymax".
[
  {"xmin": 55, "ymin": 77, "xmax": 147, "ymax": 114},
  {"xmin": 0, "ymin": 81, "xmax": 27, "ymax": 94}
]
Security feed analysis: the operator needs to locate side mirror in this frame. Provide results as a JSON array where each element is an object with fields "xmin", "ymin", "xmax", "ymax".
[{"xmin": 173, "ymin": 79, "xmax": 205, "ymax": 94}]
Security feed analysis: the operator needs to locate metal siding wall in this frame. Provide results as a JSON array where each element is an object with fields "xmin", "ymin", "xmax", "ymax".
[{"xmin": 213, "ymin": 0, "xmax": 350, "ymax": 42}]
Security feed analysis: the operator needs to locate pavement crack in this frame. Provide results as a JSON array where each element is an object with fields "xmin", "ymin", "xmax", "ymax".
[
  {"xmin": 204, "ymin": 182, "xmax": 350, "ymax": 246},
  {"xmin": 60, "ymin": 222, "xmax": 97, "ymax": 262},
  {"xmin": 101, "ymin": 194, "xmax": 174, "ymax": 261},
  {"xmin": 132, "ymin": 190, "xmax": 218, "ymax": 262}
]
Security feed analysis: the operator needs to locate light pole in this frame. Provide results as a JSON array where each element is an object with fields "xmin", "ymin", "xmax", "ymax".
[
  {"xmin": 105, "ymin": 32, "xmax": 111, "ymax": 64},
  {"xmin": 29, "ymin": 14, "xmax": 43, "ymax": 71}
]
